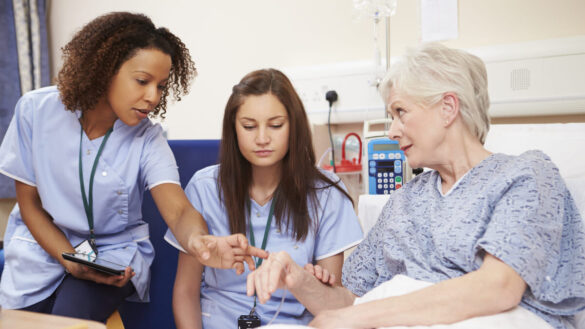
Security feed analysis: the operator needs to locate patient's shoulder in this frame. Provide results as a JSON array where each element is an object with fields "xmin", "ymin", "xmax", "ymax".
[
  {"xmin": 495, "ymin": 150, "xmax": 562, "ymax": 183},
  {"xmin": 512, "ymin": 150, "xmax": 557, "ymax": 169}
]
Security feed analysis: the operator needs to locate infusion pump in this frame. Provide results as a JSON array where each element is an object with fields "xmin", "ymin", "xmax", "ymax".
[{"xmin": 363, "ymin": 119, "xmax": 412, "ymax": 195}]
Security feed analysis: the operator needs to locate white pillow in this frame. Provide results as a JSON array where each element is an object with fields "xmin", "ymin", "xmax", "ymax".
[
  {"xmin": 566, "ymin": 174, "xmax": 585, "ymax": 329},
  {"xmin": 565, "ymin": 173, "xmax": 585, "ymax": 218}
]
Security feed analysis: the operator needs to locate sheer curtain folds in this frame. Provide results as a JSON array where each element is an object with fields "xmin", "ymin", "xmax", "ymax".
[{"xmin": 0, "ymin": 0, "xmax": 49, "ymax": 198}]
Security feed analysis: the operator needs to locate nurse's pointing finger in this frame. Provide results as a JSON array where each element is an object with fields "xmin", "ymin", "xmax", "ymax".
[
  {"xmin": 248, "ymin": 245, "xmax": 269, "ymax": 259},
  {"xmin": 233, "ymin": 261, "xmax": 245, "ymax": 275},
  {"xmin": 229, "ymin": 234, "xmax": 269, "ymax": 259},
  {"xmin": 244, "ymin": 255, "xmax": 256, "ymax": 271}
]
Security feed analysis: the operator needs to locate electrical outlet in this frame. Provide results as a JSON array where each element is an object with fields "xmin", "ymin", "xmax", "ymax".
[{"xmin": 284, "ymin": 61, "xmax": 386, "ymax": 124}]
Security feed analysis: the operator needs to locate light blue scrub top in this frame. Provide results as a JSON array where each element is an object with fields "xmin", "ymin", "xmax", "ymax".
[
  {"xmin": 0, "ymin": 86, "xmax": 180, "ymax": 308},
  {"xmin": 343, "ymin": 151, "xmax": 585, "ymax": 329},
  {"xmin": 165, "ymin": 165, "xmax": 363, "ymax": 328}
]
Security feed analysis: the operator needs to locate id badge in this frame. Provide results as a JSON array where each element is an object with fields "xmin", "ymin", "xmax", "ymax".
[
  {"xmin": 74, "ymin": 240, "xmax": 98, "ymax": 261},
  {"xmin": 237, "ymin": 313, "xmax": 260, "ymax": 328}
]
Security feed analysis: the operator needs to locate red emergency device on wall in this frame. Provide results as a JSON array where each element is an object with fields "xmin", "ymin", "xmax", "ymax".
[{"xmin": 323, "ymin": 133, "xmax": 362, "ymax": 173}]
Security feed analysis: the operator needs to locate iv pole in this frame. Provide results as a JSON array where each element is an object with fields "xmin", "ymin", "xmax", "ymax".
[
  {"xmin": 384, "ymin": 16, "xmax": 391, "ymax": 130},
  {"xmin": 385, "ymin": 16, "xmax": 391, "ymax": 72},
  {"xmin": 356, "ymin": 0, "xmax": 397, "ymax": 130}
]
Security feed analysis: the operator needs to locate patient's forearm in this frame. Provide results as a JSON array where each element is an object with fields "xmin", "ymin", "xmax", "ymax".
[
  {"xmin": 288, "ymin": 263, "xmax": 356, "ymax": 314},
  {"xmin": 346, "ymin": 254, "xmax": 526, "ymax": 327}
]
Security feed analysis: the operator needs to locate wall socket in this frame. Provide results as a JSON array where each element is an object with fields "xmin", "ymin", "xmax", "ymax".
[{"xmin": 284, "ymin": 60, "xmax": 387, "ymax": 124}]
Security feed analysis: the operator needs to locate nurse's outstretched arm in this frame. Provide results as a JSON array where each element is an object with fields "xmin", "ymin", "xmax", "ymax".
[
  {"xmin": 173, "ymin": 251, "xmax": 204, "ymax": 329},
  {"xmin": 150, "ymin": 183, "xmax": 268, "ymax": 274},
  {"xmin": 15, "ymin": 181, "xmax": 134, "ymax": 287}
]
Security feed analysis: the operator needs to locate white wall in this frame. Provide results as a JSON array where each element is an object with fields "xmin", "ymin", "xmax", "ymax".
[
  {"xmin": 49, "ymin": 0, "xmax": 376, "ymax": 139},
  {"xmin": 46, "ymin": 0, "xmax": 585, "ymax": 140}
]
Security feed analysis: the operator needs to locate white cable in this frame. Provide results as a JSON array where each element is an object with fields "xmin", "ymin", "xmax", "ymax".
[
  {"xmin": 266, "ymin": 289, "xmax": 287, "ymax": 326},
  {"xmin": 317, "ymin": 147, "xmax": 332, "ymax": 168}
]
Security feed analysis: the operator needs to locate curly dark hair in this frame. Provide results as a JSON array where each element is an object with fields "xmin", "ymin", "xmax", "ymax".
[{"xmin": 57, "ymin": 12, "xmax": 196, "ymax": 118}]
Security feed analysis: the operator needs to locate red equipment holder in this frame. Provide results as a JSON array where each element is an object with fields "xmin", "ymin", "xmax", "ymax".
[{"xmin": 322, "ymin": 132, "xmax": 362, "ymax": 173}]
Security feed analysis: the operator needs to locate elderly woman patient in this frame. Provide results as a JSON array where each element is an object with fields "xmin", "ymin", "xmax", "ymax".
[{"xmin": 247, "ymin": 43, "xmax": 585, "ymax": 329}]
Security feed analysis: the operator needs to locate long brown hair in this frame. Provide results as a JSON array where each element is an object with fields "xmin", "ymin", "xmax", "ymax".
[{"xmin": 218, "ymin": 69, "xmax": 352, "ymax": 241}]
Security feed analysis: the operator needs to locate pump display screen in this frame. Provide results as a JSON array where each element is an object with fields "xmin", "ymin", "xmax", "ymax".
[
  {"xmin": 377, "ymin": 161, "xmax": 396, "ymax": 167},
  {"xmin": 373, "ymin": 143, "xmax": 400, "ymax": 151}
]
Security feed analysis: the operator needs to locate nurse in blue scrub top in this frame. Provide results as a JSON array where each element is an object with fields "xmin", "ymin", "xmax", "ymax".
[
  {"xmin": 164, "ymin": 69, "xmax": 363, "ymax": 328},
  {"xmin": 0, "ymin": 12, "xmax": 266, "ymax": 323}
]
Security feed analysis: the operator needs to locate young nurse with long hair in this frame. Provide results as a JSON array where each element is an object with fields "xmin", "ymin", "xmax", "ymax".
[{"xmin": 165, "ymin": 68, "xmax": 363, "ymax": 328}]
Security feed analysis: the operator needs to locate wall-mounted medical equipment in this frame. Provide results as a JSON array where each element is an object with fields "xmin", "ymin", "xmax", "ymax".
[
  {"xmin": 322, "ymin": 132, "xmax": 362, "ymax": 173},
  {"xmin": 363, "ymin": 119, "xmax": 411, "ymax": 194}
]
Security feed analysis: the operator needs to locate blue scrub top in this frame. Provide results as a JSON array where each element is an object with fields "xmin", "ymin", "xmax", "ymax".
[
  {"xmin": 165, "ymin": 165, "xmax": 363, "ymax": 328},
  {"xmin": 0, "ymin": 86, "xmax": 180, "ymax": 308}
]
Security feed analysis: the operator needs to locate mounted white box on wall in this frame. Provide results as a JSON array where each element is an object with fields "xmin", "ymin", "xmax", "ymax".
[
  {"xmin": 284, "ymin": 36, "xmax": 585, "ymax": 124},
  {"xmin": 472, "ymin": 36, "xmax": 585, "ymax": 117}
]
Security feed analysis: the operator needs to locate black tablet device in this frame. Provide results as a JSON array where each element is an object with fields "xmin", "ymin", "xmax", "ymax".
[{"xmin": 62, "ymin": 252, "xmax": 126, "ymax": 276}]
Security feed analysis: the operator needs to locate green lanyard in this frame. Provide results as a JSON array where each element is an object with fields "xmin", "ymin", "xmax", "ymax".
[
  {"xmin": 78, "ymin": 125, "xmax": 113, "ymax": 249},
  {"xmin": 248, "ymin": 199, "xmax": 275, "ymax": 268},
  {"xmin": 248, "ymin": 198, "xmax": 275, "ymax": 312}
]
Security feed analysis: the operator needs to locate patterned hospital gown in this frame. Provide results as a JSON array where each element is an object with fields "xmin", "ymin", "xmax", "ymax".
[{"xmin": 343, "ymin": 151, "xmax": 585, "ymax": 329}]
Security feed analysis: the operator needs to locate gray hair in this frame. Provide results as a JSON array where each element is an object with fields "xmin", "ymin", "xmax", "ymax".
[{"xmin": 379, "ymin": 42, "xmax": 490, "ymax": 144}]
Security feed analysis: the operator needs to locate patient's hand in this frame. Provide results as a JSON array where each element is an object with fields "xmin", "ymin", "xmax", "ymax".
[
  {"xmin": 246, "ymin": 251, "xmax": 304, "ymax": 304},
  {"xmin": 304, "ymin": 263, "xmax": 336, "ymax": 286}
]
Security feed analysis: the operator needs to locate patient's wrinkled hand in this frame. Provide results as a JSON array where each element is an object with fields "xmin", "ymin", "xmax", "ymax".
[
  {"xmin": 246, "ymin": 251, "xmax": 302, "ymax": 304},
  {"xmin": 304, "ymin": 263, "xmax": 336, "ymax": 286}
]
